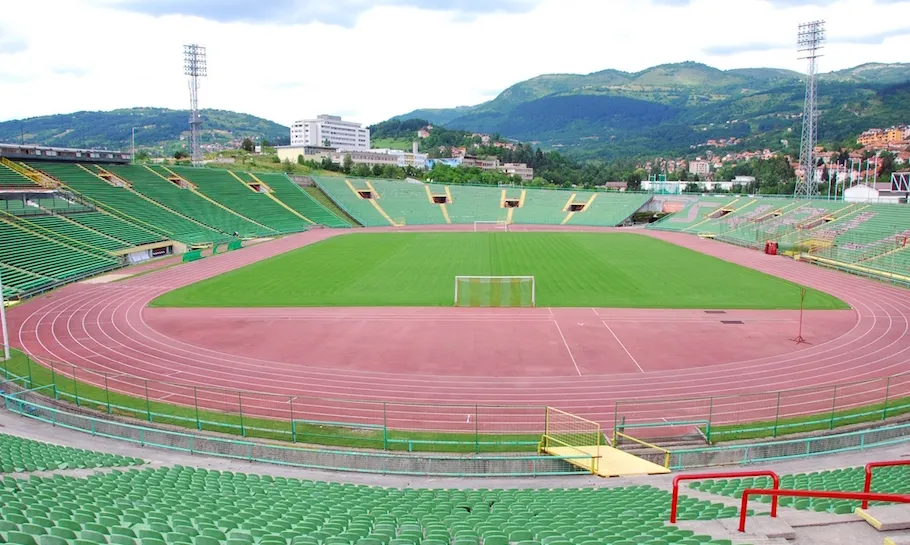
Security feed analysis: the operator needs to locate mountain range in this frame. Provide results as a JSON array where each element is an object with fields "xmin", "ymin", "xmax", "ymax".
[
  {"xmin": 394, "ymin": 61, "xmax": 910, "ymax": 159},
  {"xmin": 0, "ymin": 108, "xmax": 289, "ymax": 153}
]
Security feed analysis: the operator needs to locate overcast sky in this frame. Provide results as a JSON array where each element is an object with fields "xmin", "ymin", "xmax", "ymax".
[{"xmin": 1, "ymin": 0, "xmax": 908, "ymax": 126}]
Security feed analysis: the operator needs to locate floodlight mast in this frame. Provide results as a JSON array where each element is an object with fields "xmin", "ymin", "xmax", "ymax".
[
  {"xmin": 794, "ymin": 20, "xmax": 825, "ymax": 199},
  {"xmin": 183, "ymin": 44, "xmax": 207, "ymax": 166}
]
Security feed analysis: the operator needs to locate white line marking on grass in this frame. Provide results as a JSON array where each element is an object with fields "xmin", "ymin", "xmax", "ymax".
[
  {"xmin": 553, "ymin": 321, "xmax": 582, "ymax": 376},
  {"xmin": 603, "ymin": 321, "xmax": 644, "ymax": 373}
]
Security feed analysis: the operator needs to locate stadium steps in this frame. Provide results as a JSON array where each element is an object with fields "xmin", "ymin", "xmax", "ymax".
[
  {"xmin": 0, "ymin": 210, "xmax": 118, "ymax": 256},
  {"xmin": 164, "ymin": 167, "xmax": 306, "ymax": 234},
  {"xmin": 25, "ymin": 163, "xmax": 225, "ymax": 246},
  {"xmin": 0, "ymin": 159, "xmax": 41, "ymax": 188},
  {"xmin": 12, "ymin": 213, "xmax": 131, "ymax": 253},
  {"xmin": 252, "ymin": 173, "xmax": 352, "ymax": 228},
  {"xmin": 242, "ymin": 172, "xmax": 315, "ymax": 225},
  {"xmin": 151, "ymin": 166, "xmax": 280, "ymax": 237},
  {"xmin": 98, "ymin": 165, "xmax": 253, "ymax": 241},
  {"xmin": 66, "ymin": 212, "xmax": 165, "ymax": 247},
  {"xmin": 0, "ymin": 215, "xmax": 119, "ymax": 288}
]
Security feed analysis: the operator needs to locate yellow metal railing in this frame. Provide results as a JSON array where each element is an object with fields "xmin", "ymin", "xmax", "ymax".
[{"xmin": 612, "ymin": 431, "xmax": 672, "ymax": 469}]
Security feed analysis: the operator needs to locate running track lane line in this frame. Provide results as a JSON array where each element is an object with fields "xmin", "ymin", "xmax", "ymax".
[
  {"xmin": 602, "ymin": 321, "xmax": 644, "ymax": 373},
  {"xmin": 552, "ymin": 320, "xmax": 583, "ymax": 376}
]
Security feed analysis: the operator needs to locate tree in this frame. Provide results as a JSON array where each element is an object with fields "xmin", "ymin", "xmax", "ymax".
[
  {"xmin": 297, "ymin": 154, "xmax": 305, "ymax": 165},
  {"xmin": 354, "ymin": 163, "xmax": 372, "ymax": 177},
  {"xmin": 135, "ymin": 150, "xmax": 150, "ymax": 162},
  {"xmin": 322, "ymin": 138, "xmax": 331, "ymax": 148},
  {"xmin": 282, "ymin": 158, "xmax": 294, "ymax": 173},
  {"xmin": 372, "ymin": 164, "xmax": 383, "ymax": 176},
  {"xmin": 262, "ymin": 139, "xmax": 270, "ymax": 147},
  {"xmin": 173, "ymin": 150, "xmax": 189, "ymax": 159},
  {"xmin": 241, "ymin": 138, "xmax": 254, "ymax": 152},
  {"xmin": 342, "ymin": 154, "xmax": 354, "ymax": 174}
]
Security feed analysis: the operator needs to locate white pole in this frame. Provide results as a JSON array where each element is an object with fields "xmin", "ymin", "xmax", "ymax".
[
  {"xmin": 0, "ymin": 270, "xmax": 9, "ymax": 361},
  {"xmin": 131, "ymin": 127, "xmax": 136, "ymax": 164}
]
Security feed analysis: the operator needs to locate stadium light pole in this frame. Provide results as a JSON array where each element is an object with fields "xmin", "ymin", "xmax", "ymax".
[
  {"xmin": 0, "ymin": 270, "xmax": 10, "ymax": 361},
  {"xmin": 794, "ymin": 20, "xmax": 825, "ymax": 199},
  {"xmin": 183, "ymin": 44, "xmax": 207, "ymax": 166},
  {"xmin": 131, "ymin": 127, "xmax": 136, "ymax": 164}
]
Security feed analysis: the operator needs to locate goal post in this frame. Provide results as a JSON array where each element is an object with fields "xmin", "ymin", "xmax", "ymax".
[
  {"xmin": 473, "ymin": 220, "xmax": 509, "ymax": 232},
  {"xmin": 454, "ymin": 276, "xmax": 535, "ymax": 307}
]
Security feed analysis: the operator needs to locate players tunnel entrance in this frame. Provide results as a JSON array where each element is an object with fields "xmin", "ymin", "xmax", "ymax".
[
  {"xmin": 357, "ymin": 190, "xmax": 374, "ymax": 199},
  {"xmin": 568, "ymin": 203, "xmax": 586, "ymax": 212},
  {"xmin": 503, "ymin": 199, "xmax": 520, "ymax": 208},
  {"xmin": 432, "ymin": 195, "xmax": 448, "ymax": 204}
]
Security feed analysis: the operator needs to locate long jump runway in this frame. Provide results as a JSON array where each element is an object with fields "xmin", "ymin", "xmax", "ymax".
[{"xmin": 7, "ymin": 226, "xmax": 910, "ymax": 432}]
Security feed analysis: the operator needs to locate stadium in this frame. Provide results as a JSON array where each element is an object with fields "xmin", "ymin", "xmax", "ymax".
[{"xmin": 2, "ymin": 142, "xmax": 910, "ymax": 543}]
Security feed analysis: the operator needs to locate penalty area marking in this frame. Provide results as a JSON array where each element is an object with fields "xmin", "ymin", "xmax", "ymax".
[{"xmin": 602, "ymin": 321, "xmax": 644, "ymax": 373}]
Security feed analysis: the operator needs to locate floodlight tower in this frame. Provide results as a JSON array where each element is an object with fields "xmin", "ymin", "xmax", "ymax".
[
  {"xmin": 183, "ymin": 44, "xmax": 207, "ymax": 165},
  {"xmin": 794, "ymin": 20, "xmax": 825, "ymax": 198}
]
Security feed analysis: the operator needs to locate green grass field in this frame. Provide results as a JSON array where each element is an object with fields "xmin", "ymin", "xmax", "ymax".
[{"xmin": 153, "ymin": 232, "xmax": 847, "ymax": 309}]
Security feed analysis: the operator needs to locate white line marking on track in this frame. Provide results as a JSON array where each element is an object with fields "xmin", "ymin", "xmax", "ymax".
[
  {"xmin": 157, "ymin": 393, "xmax": 175, "ymax": 401},
  {"xmin": 603, "ymin": 321, "xmax": 644, "ymax": 373},
  {"xmin": 553, "ymin": 320, "xmax": 582, "ymax": 376}
]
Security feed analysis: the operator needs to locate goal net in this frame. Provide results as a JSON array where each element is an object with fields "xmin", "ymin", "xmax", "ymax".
[
  {"xmin": 454, "ymin": 276, "xmax": 535, "ymax": 307},
  {"xmin": 474, "ymin": 221, "xmax": 509, "ymax": 232}
]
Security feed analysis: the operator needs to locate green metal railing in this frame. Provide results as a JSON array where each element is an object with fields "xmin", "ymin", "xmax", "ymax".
[
  {"xmin": 3, "ymin": 383, "xmax": 910, "ymax": 475},
  {"xmin": 0, "ymin": 387, "xmax": 584, "ymax": 477}
]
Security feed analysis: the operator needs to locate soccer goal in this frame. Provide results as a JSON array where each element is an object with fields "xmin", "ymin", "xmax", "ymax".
[
  {"xmin": 473, "ymin": 220, "xmax": 509, "ymax": 232},
  {"xmin": 454, "ymin": 276, "xmax": 535, "ymax": 307}
]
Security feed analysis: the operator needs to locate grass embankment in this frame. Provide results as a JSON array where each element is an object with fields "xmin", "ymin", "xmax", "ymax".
[
  {"xmin": 152, "ymin": 232, "xmax": 848, "ymax": 309},
  {"xmin": 304, "ymin": 186, "xmax": 359, "ymax": 226}
]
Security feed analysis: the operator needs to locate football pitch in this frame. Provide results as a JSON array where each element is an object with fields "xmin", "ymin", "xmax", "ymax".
[{"xmin": 151, "ymin": 232, "xmax": 848, "ymax": 309}]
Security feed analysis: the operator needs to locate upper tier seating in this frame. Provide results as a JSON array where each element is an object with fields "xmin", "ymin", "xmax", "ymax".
[
  {"xmin": 249, "ymin": 173, "xmax": 351, "ymax": 228},
  {"xmin": 107, "ymin": 166, "xmax": 275, "ymax": 239},
  {"xmin": 165, "ymin": 168, "xmax": 310, "ymax": 234},
  {"xmin": 30, "ymin": 163, "xmax": 230, "ymax": 246}
]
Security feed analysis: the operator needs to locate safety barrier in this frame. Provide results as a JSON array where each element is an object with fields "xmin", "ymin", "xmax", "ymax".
[
  {"xmin": 738, "ymin": 489, "xmax": 910, "ymax": 532},
  {"xmin": 0, "ymin": 388, "xmax": 589, "ymax": 477},
  {"xmin": 862, "ymin": 460, "xmax": 910, "ymax": 508},
  {"xmin": 670, "ymin": 471, "xmax": 779, "ymax": 523}
]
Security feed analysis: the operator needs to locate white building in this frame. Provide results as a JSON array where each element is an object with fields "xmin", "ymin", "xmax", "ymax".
[
  {"xmin": 688, "ymin": 159, "xmax": 711, "ymax": 177},
  {"xmin": 290, "ymin": 115, "xmax": 370, "ymax": 151}
]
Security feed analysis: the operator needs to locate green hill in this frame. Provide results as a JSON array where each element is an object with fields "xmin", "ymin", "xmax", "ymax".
[
  {"xmin": 0, "ymin": 107, "xmax": 289, "ymax": 154},
  {"xmin": 393, "ymin": 61, "xmax": 910, "ymax": 159}
]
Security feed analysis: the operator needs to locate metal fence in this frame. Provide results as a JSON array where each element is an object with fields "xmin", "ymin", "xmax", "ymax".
[
  {"xmin": 0, "ymin": 353, "xmax": 545, "ymax": 453},
  {"xmin": 4, "ymin": 383, "xmax": 910, "ymax": 476},
  {"xmin": 0, "ymin": 387, "xmax": 585, "ymax": 477},
  {"xmin": 613, "ymin": 373, "xmax": 910, "ymax": 443},
  {"xmin": 6, "ymin": 347, "xmax": 910, "ymax": 452}
]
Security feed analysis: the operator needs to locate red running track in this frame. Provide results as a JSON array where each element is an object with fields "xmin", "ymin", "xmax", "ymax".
[{"xmin": 6, "ymin": 226, "xmax": 910, "ymax": 435}]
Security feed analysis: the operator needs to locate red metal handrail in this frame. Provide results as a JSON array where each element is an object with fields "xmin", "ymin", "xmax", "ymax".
[
  {"xmin": 739, "ymin": 489, "xmax": 910, "ymax": 532},
  {"xmin": 670, "ymin": 471, "xmax": 780, "ymax": 523},
  {"xmin": 863, "ymin": 460, "xmax": 910, "ymax": 508}
]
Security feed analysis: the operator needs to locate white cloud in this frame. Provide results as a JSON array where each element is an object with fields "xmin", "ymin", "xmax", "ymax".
[{"xmin": 0, "ymin": 0, "xmax": 908, "ymax": 127}]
